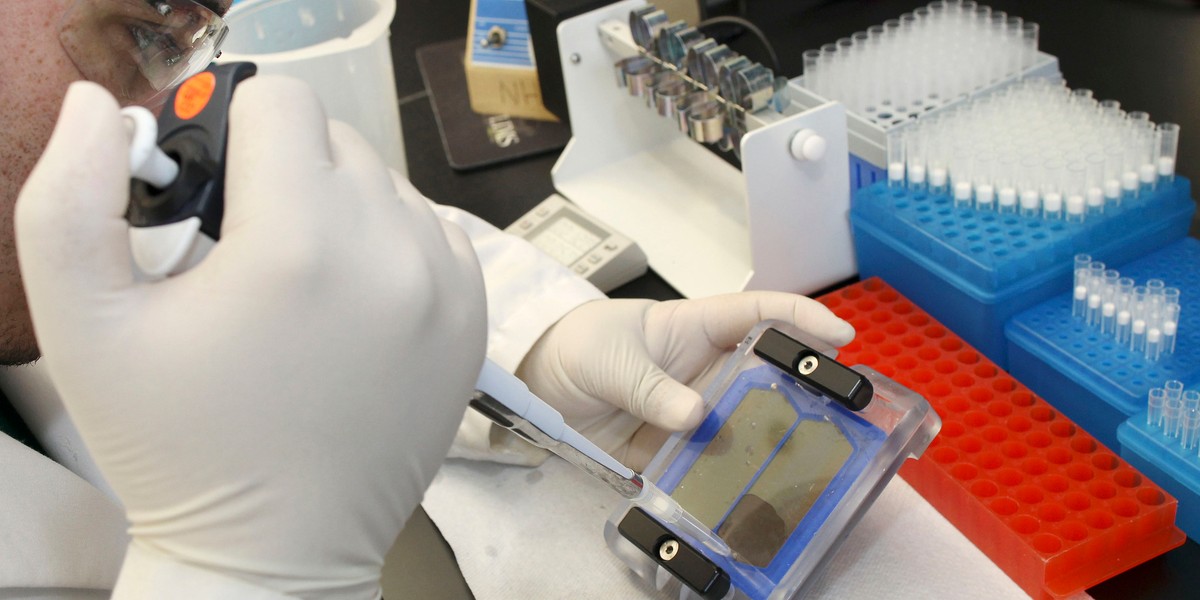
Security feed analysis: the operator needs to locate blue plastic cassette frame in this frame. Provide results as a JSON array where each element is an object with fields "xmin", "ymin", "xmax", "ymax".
[
  {"xmin": 605, "ymin": 322, "xmax": 940, "ymax": 600},
  {"xmin": 653, "ymin": 364, "xmax": 886, "ymax": 592}
]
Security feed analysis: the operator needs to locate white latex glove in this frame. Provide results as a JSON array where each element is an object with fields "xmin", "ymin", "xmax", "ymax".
[
  {"xmin": 517, "ymin": 292, "xmax": 855, "ymax": 469},
  {"xmin": 15, "ymin": 79, "xmax": 486, "ymax": 599}
]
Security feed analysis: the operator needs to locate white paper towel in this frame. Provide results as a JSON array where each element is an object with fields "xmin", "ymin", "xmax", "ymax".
[{"xmin": 423, "ymin": 457, "xmax": 1091, "ymax": 600}]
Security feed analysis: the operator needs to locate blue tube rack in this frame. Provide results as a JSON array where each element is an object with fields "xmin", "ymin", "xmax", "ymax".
[
  {"xmin": 1118, "ymin": 410, "xmax": 1200, "ymax": 541},
  {"xmin": 1005, "ymin": 237, "xmax": 1200, "ymax": 450},
  {"xmin": 851, "ymin": 177, "xmax": 1195, "ymax": 367},
  {"xmin": 849, "ymin": 154, "xmax": 886, "ymax": 193}
]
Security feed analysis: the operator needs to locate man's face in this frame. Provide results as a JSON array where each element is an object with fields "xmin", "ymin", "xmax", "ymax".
[{"xmin": 0, "ymin": 0, "xmax": 229, "ymax": 365}]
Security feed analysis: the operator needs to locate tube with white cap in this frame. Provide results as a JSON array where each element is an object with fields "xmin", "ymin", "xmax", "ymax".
[{"xmin": 1158, "ymin": 123, "xmax": 1180, "ymax": 182}]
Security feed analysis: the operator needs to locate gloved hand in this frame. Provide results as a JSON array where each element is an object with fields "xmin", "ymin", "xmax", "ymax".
[
  {"xmin": 517, "ymin": 293, "xmax": 855, "ymax": 470},
  {"xmin": 15, "ymin": 79, "xmax": 486, "ymax": 599}
]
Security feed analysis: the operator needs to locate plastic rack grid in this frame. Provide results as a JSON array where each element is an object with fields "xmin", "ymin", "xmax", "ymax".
[
  {"xmin": 786, "ymin": 53, "xmax": 1061, "ymax": 196},
  {"xmin": 1118, "ymin": 409, "xmax": 1200, "ymax": 541},
  {"xmin": 817, "ymin": 278, "xmax": 1185, "ymax": 600},
  {"xmin": 850, "ymin": 177, "xmax": 1195, "ymax": 366},
  {"xmin": 1006, "ymin": 237, "xmax": 1200, "ymax": 450}
]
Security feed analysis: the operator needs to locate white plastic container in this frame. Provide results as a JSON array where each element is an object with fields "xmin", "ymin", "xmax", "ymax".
[{"xmin": 220, "ymin": 0, "xmax": 406, "ymax": 175}]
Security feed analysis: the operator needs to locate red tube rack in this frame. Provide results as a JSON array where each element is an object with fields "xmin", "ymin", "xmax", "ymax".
[{"xmin": 818, "ymin": 278, "xmax": 1185, "ymax": 599}]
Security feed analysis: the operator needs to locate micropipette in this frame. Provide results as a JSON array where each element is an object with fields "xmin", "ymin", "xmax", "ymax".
[
  {"xmin": 121, "ymin": 63, "xmax": 732, "ymax": 571},
  {"xmin": 471, "ymin": 359, "xmax": 732, "ymax": 558},
  {"xmin": 122, "ymin": 62, "xmax": 258, "ymax": 280}
]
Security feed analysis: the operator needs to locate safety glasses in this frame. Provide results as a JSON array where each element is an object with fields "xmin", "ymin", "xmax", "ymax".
[{"xmin": 59, "ymin": 0, "xmax": 228, "ymax": 107}]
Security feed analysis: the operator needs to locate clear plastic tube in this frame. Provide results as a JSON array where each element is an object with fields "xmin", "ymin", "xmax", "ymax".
[
  {"xmin": 1131, "ymin": 318, "xmax": 1147, "ymax": 353},
  {"xmin": 1121, "ymin": 157, "xmax": 1140, "ymax": 200},
  {"xmin": 1185, "ymin": 390, "xmax": 1200, "ymax": 413},
  {"xmin": 930, "ymin": 156, "xmax": 949, "ymax": 194},
  {"xmin": 1072, "ymin": 254, "xmax": 1092, "ymax": 318},
  {"xmin": 1113, "ymin": 277, "xmax": 1132, "ymax": 321},
  {"xmin": 1005, "ymin": 16, "xmax": 1024, "ymax": 76},
  {"xmin": 974, "ymin": 152, "xmax": 996, "ymax": 211},
  {"xmin": 1103, "ymin": 269, "xmax": 1120, "ymax": 296},
  {"xmin": 1085, "ymin": 153, "xmax": 1105, "ymax": 216},
  {"xmin": 1065, "ymin": 161, "xmax": 1086, "ymax": 222},
  {"xmin": 907, "ymin": 128, "xmax": 928, "ymax": 189},
  {"xmin": 1163, "ymin": 303, "xmax": 1180, "ymax": 355},
  {"xmin": 1165, "ymin": 379, "xmax": 1185, "ymax": 402},
  {"xmin": 952, "ymin": 145, "xmax": 974, "ymax": 207},
  {"xmin": 1148, "ymin": 387, "xmax": 1166, "ymax": 428},
  {"xmin": 888, "ymin": 135, "xmax": 906, "ymax": 187},
  {"xmin": 1147, "ymin": 279, "xmax": 1166, "ymax": 310},
  {"xmin": 1145, "ymin": 327, "xmax": 1163, "ymax": 361},
  {"xmin": 1020, "ymin": 22, "xmax": 1039, "ymax": 70},
  {"xmin": 1129, "ymin": 284, "xmax": 1148, "ymax": 345},
  {"xmin": 1164, "ymin": 286, "xmax": 1181, "ymax": 308},
  {"xmin": 1101, "ymin": 300, "xmax": 1117, "ymax": 335},
  {"xmin": 802, "ymin": 49, "xmax": 821, "ymax": 91},
  {"xmin": 1087, "ymin": 289, "xmax": 1103, "ymax": 327},
  {"xmin": 1019, "ymin": 155, "xmax": 1041, "ymax": 216},
  {"xmin": 996, "ymin": 154, "xmax": 1017, "ymax": 213},
  {"xmin": 1116, "ymin": 306, "xmax": 1132, "ymax": 345},
  {"xmin": 1163, "ymin": 397, "xmax": 1184, "ymax": 438},
  {"xmin": 1103, "ymin": 144, "xmax": 1124, "ymax": 205},
  {"xmin": 1182, "ymin": 409, "xmax": 1200, "ymax": 451},
  {"xmin": 1041, "ymin": 158, "xmax": 1063, "ymax": 219},
  {"xmin": 1158, "ymin": 123, "xmax": 1180, "ymax": 182}
]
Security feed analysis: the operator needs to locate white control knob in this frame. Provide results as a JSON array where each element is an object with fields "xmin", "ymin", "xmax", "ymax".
[{"xmin": 789, "ymin": 129, "xmax": 827, "ymax": 162}]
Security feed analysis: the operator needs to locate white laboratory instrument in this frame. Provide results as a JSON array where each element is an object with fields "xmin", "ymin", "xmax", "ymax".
[
  {"xmin": 549, "ymin": 0, "xmax": 854, "ymax": 299},
  {"xmin": 506, "ymin": 194, "xmax": 648, "ymax": 293}
]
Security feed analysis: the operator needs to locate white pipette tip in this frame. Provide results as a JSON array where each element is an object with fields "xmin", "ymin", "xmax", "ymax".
[
  {"xmin": 1139, "ymin": 163, "xmax": 1158, "ymax": 185},
  {"xmin": 909, "ymin": 164, "xmax": 927, "ymax": 185},
  {"xmin": 953, "ymin": 181, "xmax": 973, "ymax": 202},
  {"xmin": 929, "ymin": 167, "xmax": 948, "ymax": 188},
  {"xmin": 1158, "ymin": 156, "xmax": 1176, "ymax": 177},
  {"xmin": 998, "ymin": 187, "xmax": 1017, "ymax": 209},
  {"xmin": 975, "ymin": 184, "xmax": 995, "ymax": 206},
  {"xmin": 1103, "ymin": 179, "xmax": 1122, "ymax": 200},
  {"xmin": 1121, "ymin": 171, "xmax": 1139, "ymax": 192},
  {"xmin": 121, "ymin": 106, "xmax": 179, "ymax": 189},
  {"xmin": 1043, "ymin": 192, "xmax": 1063, "ymax": 213},
  {"xmin": 1019, "ymin": 190, "xmax": 1040, "ymax": 212},
  {"xmin": 1066, "ymin": 194, "xmax": 1085, "ymax": 217}
]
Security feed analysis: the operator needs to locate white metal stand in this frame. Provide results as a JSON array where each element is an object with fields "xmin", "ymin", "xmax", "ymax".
[{"xmin": 551, "ymin": 0, "xmax": 854, "ymax": 298}]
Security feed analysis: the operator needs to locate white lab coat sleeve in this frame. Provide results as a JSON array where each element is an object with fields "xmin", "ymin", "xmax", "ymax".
[
  {"xmin": 426, "ymin": 199, "xmax": 605, "ymax": 466},
  {"xmin": 110, "ymin": 544, "xmax": 303, "ymax": 600},
  {"xmin": 0, "ymin": 434, "xmax": 126, "ymax": 598}
]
